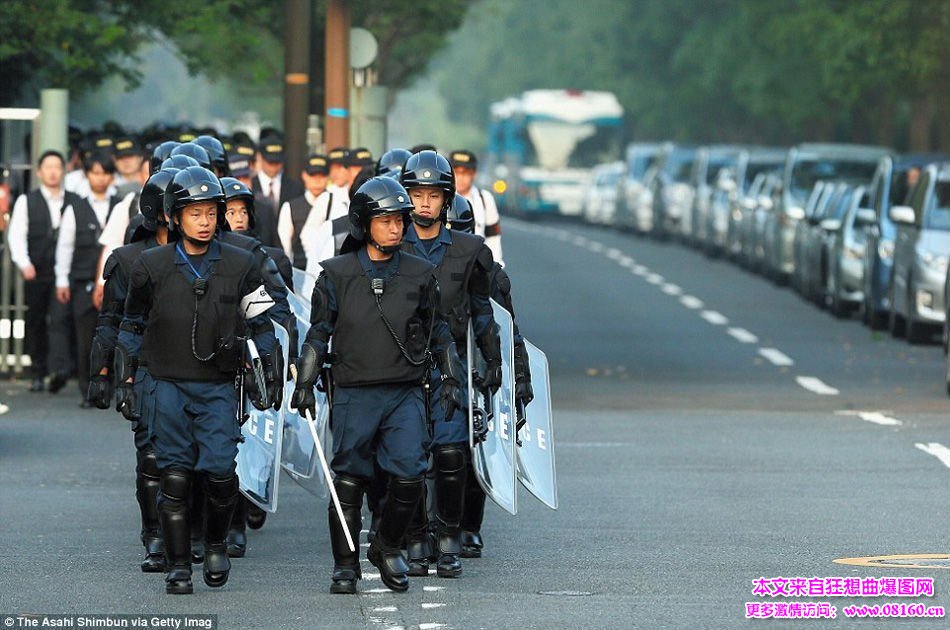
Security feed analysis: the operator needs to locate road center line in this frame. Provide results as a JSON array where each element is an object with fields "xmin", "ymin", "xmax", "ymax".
[
  {"xmin": 645, "ymin": 272, "xmax": 664, "ymax": 285},
  {"xmin": 795, "ymin": 376, "xmax": 839, "ymax": 395},
  {"xmin": 618, "ymin": 256, "xmax": 636, "ymax": 267},
  {"xmin": 631, "ymin": 264, "xmax": 649, "ymax": 275},
  {"xmin": 587, "ymin": 242, "xmax": 605, "ymax": 253},
  {"xmin": 421, "ymin": 603, "xmax": 447, "ymax": 609},
  {"xmin": 700, "ymin": 310, "xmax": 729, "ymax": 325},
  {"xmin": 758, "ymin": 348, "xmax": 794, "ymax": 366},
  {"xmin": 835, "ymin": 410, "xmax": 903, "ymax": 426},
  {"xmin": 679, "ymin": 295, "xmax": 704, "ymax": 309},
  {"xmin": 373, "ymin": 607, "xmax": 398, "ymax": 613},
  {"xmin": 605, "ymin": 247, "xmax": 623, "ymax": 259},
  {"xmin": 727, "ymin": 327, "xmax": 758, "ymax": 343},
  {"xmin": 915, "ymin": 443, "xmax": 950, "ymax": 468},
  {"xmin": 661, "ymin": 283, "xmax": 683, "ymax": 296},
  {"xmin": 423, "ymin": 586, "xmax": 446, "ymax": 592}
]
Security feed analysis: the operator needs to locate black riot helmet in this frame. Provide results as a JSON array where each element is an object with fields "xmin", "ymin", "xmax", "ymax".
[
  {"xmin": 445, "ymin": 193, "xmax": 475, "ymax": 234},
  {"xmin": 163, "ymin": 166, "xmax": 227, "ymax": 233},
  {"xmin": 150, "ymin": 141, "xmax": 181, "ymax": 174},
  {"xmin": 139, "ymin": 168, "xmax": 179, "ymax": 232},
  {"xmin": 160, "ymin": 154, "xmax": 201, "ymax": 171},
  {"xmin": 220, "ymin": 176, "xmax": 256, "ymax": 231},
  {"xmin": 376, "ymin": 148, "xmax": 412, "ymax": 178},
  {"xmin": 193, "ymin": 135, "xmax": 230, "ymax": 176},
  {"xmin": 169, "ymin": 142, "xmax": 212, "ymax": 170},
  {"xmin": 347, "ymin": 176, "xmax": 414, "ymax": 253},
  {"xmin": 400, "ymin": 150, "xmax": 455, "ymax": 226}
]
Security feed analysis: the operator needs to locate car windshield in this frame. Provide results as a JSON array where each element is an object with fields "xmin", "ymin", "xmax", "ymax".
[
  {"xmin": 706, "ymin": 155, "xmax": 738, "ymax": 185},
  {"xmin": 924, "ymin": 181, "xmax": 950, "ymax": 231},
  {"xmin": 790, "ymin": 158, "xmax": 877, "ymax": 204},
  {"xmin": 629, "ymin": 152, "xmax": 658, "ymax": 180},
  {"xmin": 664, "ymin": 151, "xmax": 694, "ymax": 182}
]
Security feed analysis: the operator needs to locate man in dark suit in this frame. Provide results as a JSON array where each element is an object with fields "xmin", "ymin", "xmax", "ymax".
[{"xmin": 251, "ymin": 135, "xmax": 304, "ymax": 248}]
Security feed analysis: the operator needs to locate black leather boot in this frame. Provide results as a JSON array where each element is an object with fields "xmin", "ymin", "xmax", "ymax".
[
  {"xmin": 369, "ymin": 476, "xmax": 423, "ymax": 592},
  {"xmin": 203, "ymin": 475, "xmax": 238, "ymax": 588},
  {"xmin": 434, "ymin": 444, "xmax": 466, "ymax": 578},
  {"xmin": 405, "ymin": 482, "xmax": 430, "ymax": 576},
  {"xmin": 136, "ymin": 450, "xmax": 165, "ymax": 573},
  {"xmin": 245, "ymin": 502, "xmax": 267, "ymax": 530},
  {"xmin": 227, "ymin": 497, "xmax": 248, "ymax": 558},
  {"xmin": 460, "ymin": 461, "xmax": 486, "ymax": 558},
  {"xmin": 158, "ymin": 469, "xmax": 193, "ymax": 594},
  {"xmin": 329, "ymin": 475, "xmax": 364, "ymax": 594},
  {"xmin": 189, "ymin": 473, "xmax": 206, "ymax": 564}
]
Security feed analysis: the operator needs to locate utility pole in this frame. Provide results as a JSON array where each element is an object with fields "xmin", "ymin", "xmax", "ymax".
[
  {"xmin": 324, "ymin": 0, "xmax": 350, "ymax": 149},
  {"xmin": 283, "ymin": 0, "xmax": 311, "ymax": 177}
]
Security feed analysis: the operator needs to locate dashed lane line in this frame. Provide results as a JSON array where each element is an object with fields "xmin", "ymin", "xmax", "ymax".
[
  {"xmin": 915, "ymin": 443, "xmax": 950, "ymax": 468},
  {"xmin": 758, "ymin": 348, "xmax": 794, "ymax": 367},
  {"xmin": 661, "ymin": 283, "xmax": 683, "ymax": 296},
  {"xmin": 835, "ymin": 410, "xmax": 903, "ymax": 427},
  {"xmin": 700, "ymin": 310, "xmax": 728, "ymax": 326},
  {"xmin": 727, "ymin": 327, "xmax": 758, "ymax": 344},
  {"xmin": 795, "ymin": 376, "xmax": 840, "ymax": 396},
  {"xmin": 679, "ymin": 295, "xmax": 704, "ymax": 309}
]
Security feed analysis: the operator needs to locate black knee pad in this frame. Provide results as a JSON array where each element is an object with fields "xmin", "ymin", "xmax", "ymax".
[
  {"xmin": 333, "ymin": 475, "xmax": 364, "ymax": 509},
  {"xmin": 205, "ymin": 474, "xmax": 239, "ymax": 505},
  {"xmin": 160, "ymin": 469, "xmax": 191, "ymax": 503},
  {"xmin": 434, "ymin": 443, "xmax": 467, "ymax": 475},
  {"xmin": 137, "ymin": 449, "xmax": 160, "ymax": 480},
  {"xmin": 388, "ymin": 476, "xmax": 424, "ymax": 506}
]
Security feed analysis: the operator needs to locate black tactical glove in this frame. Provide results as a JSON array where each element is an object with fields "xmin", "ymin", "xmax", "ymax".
[
  {"xmin": 87, "ymin": 373, "xmax": 113, "ymax": 410},
  {"xmin": 245, "ymin": 372, "xmax": 269, "ymax": 411},
  {"xmin": 440, "ymin": 375, "xmax": 462, "ymax": 420},
  {"xmin": 514, "ymin": 342, "xmax": 534, "ymax": 407},
  {"xmin": 290, "ymin": 343, "xmax": 322, "ymax": 419},
  {"xmin": 477, "ymin": 327, "xmax": 503, "ymax": 395},
  {"xmin": 115, "ymin": 382, "xmax": 140, "ymax": 421},
  {"xmin": 262, "ymin": 350, "xmax": 284, "ymax": 411},
  {"xmin": 482, "ymin": 360, "xmax": 503, "ymax": 396}
]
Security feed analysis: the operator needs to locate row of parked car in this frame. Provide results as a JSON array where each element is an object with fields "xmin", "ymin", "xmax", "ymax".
[{"xmin": 580, "ymin": 142, "xmax": 950, "ymax": 394}]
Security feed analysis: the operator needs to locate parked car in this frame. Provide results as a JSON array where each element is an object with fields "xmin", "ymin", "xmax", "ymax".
[
  {"xmin": 582, "ymin": 161, "xmax": 624, "ymax": 225},
  {"xmin": 791, "ymin": 181, "xmax": 835, "ymax": 295},
  {"xmin": 765, "ymin": 143, "xmax": 889, "ymax": 284},
  {"xmin": 799, "ymin": 183, "xmax": 851, "ymax": 304},
  {"xmin": 889, "ymin": 163, "xmax": 950, "ymax": 343},
  {"xmin": 823, "ymin": 186, "xmax": 874, "ymax": 317},
  {"xmin": 646, "ymin": 144, "xmax": 696, "ymax": 239},
  {"xmin": 749, "ymin": 174, "xmax": 783, "ymax": 271},
  {"xmin": 862, "ymin": 154, "xmax": 949, "ymax": 329},
  {"xmin": 723, "ymin": 149, "xmax": 786, "ymax": 260},
  {"xmin": 687, "ymin": 146, "xmax": 741, "ymax": 248},
  {"xmin": 614, "ymin": 143, "xmax": 662, "ymax": 232}
]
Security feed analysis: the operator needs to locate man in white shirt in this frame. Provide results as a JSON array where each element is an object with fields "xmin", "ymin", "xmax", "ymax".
[
  {"xmin": 298, "ymin": 163, "xmax": 349, "ymax": 274},
  {"xmin": 278, "ymin": 153, "xmax": 331, "ymax": 269},
  {"xmin": 251, "ymin": 135, "xmax": 304, "ymax": 248},
  {"xmin": 53, "ymin": 153, "xmax": 117, "ymax": 404},
  {"xmin": 326, "ymin": 147, "xmax": 350, "ymax": 196},
  {"xmin": 7, "ymin": 150, "xmax": 82, "ymax": 391},
  {"xmin": 450, "ymin": 150, "xmax": 504, "ymax": 265}
]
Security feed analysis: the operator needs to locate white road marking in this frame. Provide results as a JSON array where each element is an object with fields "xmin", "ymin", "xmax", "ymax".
[
  {"xmin": 363, "ymin": 572, "xmax": 381, "ymax": 580},
  {"xmin": 835, "ymin": 410, "xmax": 903, "ymax": 427},
  {"xmin": 363, "ymin": 588, "xmax": 395, "ymax": 594},
  {"xmin": 631, "ymin": 265, "xmax": 648, "ymax": 275},
  {"xmin": 661, "ymin": 283, "xmax": 683, "ymax": 296},
  {"xmin": 587, "ymin": 242, "xmax": 605, "ymax": 253},
  {"xmin": 618, "ymin": 256, "xmax": 636, "ymax": 267},
  {"xmin": 727, "ymin": 327, "xmax": 758, "ymax": 344},
  {"xmin": 700, "ymin": 310, "xmax": 729, "ymax": 325},
  {"xmin": 758, "ymin": 348, "xmax": 794, "ymax": 367},
  {"xmin": 423, "ymin": 585, "xmax": 446, "ymax": 592},
  {"xmin": 571, "ymin": 236, "xmax": 589, "ymax": 247},
  {"xmin": 795, "ymin": 376, "xmax": 839, "ymax": 395},
  {"xmin": 421, "ymin": 603, "xmax": 447, "ymax": 609},
  {"xmin": 645, "ymin": 273, "xmax": 664, "ymax": 285},
  {"xmin": 915, "ymin": 443, "xmax": 950, "ymax": 468},
  {"xmin": 373, "ymin": 607, "xmax": 398, "ymax": 613},
  {"xmin": 605, "ymin": 248, "xmax": 623, "ymax": 260},
  {"xmin": 419, "ymin": 625, "xmax": 447, "ymax": 630},
  {"xmin": 679, "ymin": 295, "xmax": 704, "ymax": 309}
]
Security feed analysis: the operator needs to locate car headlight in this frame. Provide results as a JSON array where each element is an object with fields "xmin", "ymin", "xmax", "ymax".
[
  {"xmin": 877, "ymin": 240, "xmax": 894, "ymax": 260},
  {"xmin": 919, "ymin": 251, "xmax": 949, "ymax": 275}
]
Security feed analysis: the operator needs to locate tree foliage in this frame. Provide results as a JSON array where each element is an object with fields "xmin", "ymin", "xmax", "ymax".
[{"xmin": 432, "ymin": 0, "xmax": 950, "ymax": 150}]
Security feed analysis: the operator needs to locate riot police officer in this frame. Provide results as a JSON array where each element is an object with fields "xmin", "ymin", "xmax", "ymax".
[
  {"xmin": 443, "ymin": 195, "xmax": 535, "ymax": 558},
  {"xmin": 398, "ymin": 151, "xmax": 502, "ymax": 578},
  {"xmin": 115, "ymin": 166, "xmax": 278, "ymax": 595},
  {"xmin": 290, "ymin": 176, "xmax": 462, "ymax": 594},
  {"xmin": 88, "ymin": 168, "xmax": 175, "ymax": 572},
  {"xmin": 376, "ymin": 148, "xmax": 412, "ymax": 179}
]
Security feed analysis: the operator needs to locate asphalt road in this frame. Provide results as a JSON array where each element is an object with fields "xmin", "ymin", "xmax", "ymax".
[{"xmin": 2, "ymin": 217, "xmax": 950, "ymax": 629}]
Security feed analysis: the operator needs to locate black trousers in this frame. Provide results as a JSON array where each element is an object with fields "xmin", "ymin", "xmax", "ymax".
[
  {"xmin": 23, "ymin": 276, "xmax": 53, "ymax": 378},
  {"xmin": 47, "ymin": 288, "xmax": 75, "ymax": 378},
  {"xmin": 70, "ymin": 280, "xmax": 97, "ymax": 398}
]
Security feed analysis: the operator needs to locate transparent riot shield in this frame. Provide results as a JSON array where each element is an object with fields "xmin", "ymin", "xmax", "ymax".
[
  {"xmin": 292, "ymin": 267, "xmax": 316, "ymax": 305},
  {"xmin": 236, "ymin": 323, "xmax": 289, "ymax": 513},
  {"xmin": 468, "ymin": 299, "xmax": 518, "ymax": 516},
  {"xmin": 279, "ymin": 287, "xmax": 332, "ymax": 498},
  {"xmin": 516, "ymin": 339, "xmax": 558, "ymax": 510}
]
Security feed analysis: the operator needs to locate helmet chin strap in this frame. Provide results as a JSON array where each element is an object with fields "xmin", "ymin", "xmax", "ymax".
[
  {"xmin": 410, "ymin": 211, "xmax": 437, "ymax": 228},
  {"xmin": 369, "ymin": 239, "xmax": 402, "ymax": 255},
  {"xmin": 183, "ymin": 233, "xmax": 212, "ymax": 248}
]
